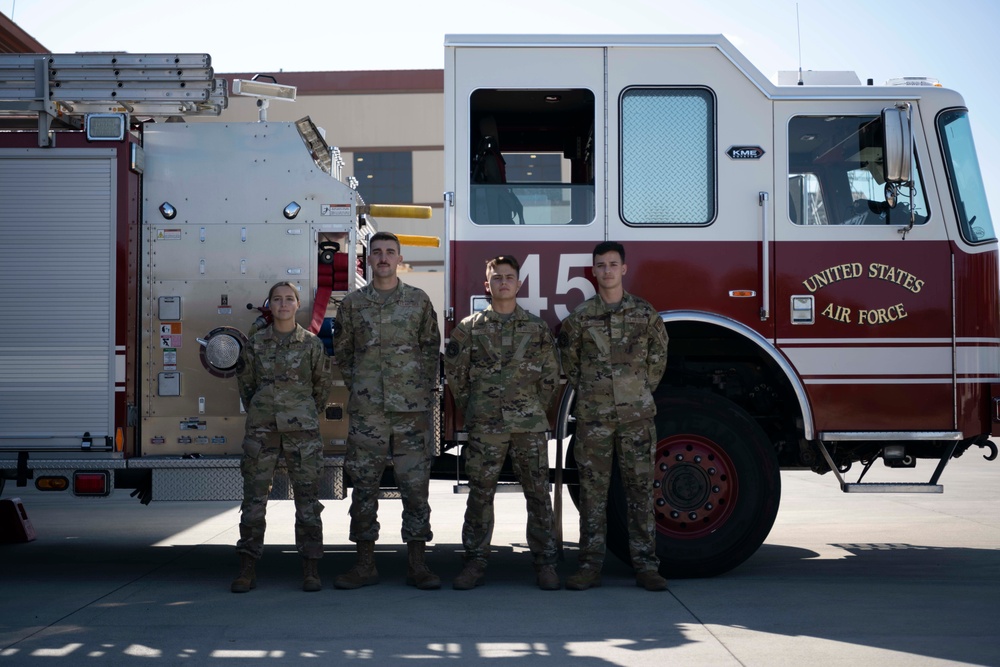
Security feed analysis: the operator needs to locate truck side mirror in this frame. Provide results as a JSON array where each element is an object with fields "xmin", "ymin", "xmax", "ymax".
[{"xmin": 882, "ymin": 104, "xmax": 913, "ymax": 184}]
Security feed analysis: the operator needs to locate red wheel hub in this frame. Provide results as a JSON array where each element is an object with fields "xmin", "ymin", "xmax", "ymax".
[{"xmin": 653, "ymin": 433, "xmax": 739, "ymax": 539}]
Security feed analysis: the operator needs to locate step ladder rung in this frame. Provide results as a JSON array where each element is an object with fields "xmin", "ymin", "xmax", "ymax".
[
  {"xmin": 817, "ymin": 439, "xmax": 957, "ymax": 495},
  {"xmin": 842, "ymin": 482, "xmax": 943, "ymax": 494}
]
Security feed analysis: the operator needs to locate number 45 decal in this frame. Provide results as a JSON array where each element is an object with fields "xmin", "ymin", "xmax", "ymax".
[{"xmin": 516, "ymin": 253, "xmax": 596, "ymax": 320}]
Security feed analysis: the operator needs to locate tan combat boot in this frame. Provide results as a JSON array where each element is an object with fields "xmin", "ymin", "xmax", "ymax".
[
  {"xmin": 230, "ymin": 553, "xmax": 257, "ymax": 593},
  {"xmin": 565, "ymin": 565, "xmax": 602, "ymax": 591},
  {"xmin": 535, "ymin": 564, "xmax": 561, "ymax": 591},
  {"xmin": 334, "ymin": 540, "xmax": 379, "ymax": 589},
  {"xmin": 452, "ymin": 558, "xmax": 487, "ymax": 590},
  {"xmin": 302, "ymin": 558, "xmax": 322, "ymax": 592},
  {"xmin": 635, "ymin": 569, "xmax": 669, "ymax": 591},
  {"xmin": 406, "ymin": 541, "xmax": 442, "ymax": 590}
]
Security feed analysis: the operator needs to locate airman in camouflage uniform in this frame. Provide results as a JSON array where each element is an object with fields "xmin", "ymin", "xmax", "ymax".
[
  {"xmin": 444, "ymin": 255, "xmax": 561, "ymax": 590},
  {"xmin": 333, "ymin": 231, "xmax": 443, "ymax": 590},
  {"xmin": 559, "ymin": 241, "xmax": 670, "ymax": 592},
  {"xmin": 232, "ymin": 282, "xmax": 335, "ymax": 594}
]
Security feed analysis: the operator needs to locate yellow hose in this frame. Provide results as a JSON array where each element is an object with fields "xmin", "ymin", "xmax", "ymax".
[
  {"xmin": 364, "ymin": 204, "xmax": 433, "ymax": 219},
  {"xmin": 396, "ymin": 234, "xmax": 440, "ymax": 248}
]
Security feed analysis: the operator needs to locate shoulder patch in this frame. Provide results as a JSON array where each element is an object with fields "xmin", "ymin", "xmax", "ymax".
[
  {"xmin": 557, "ymin": 331, "xmax": 570, "ymax": 348},
  {"xmin": 445, "ymin": 340, "xmax": 460, "ymax": 358},
  {"xmin": 451, "ymin": 327, "xmax": 469, "ymax": 344}
]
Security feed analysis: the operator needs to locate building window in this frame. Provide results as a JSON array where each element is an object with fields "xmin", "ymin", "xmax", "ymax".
[
  {"xmin": 354, "ymin": 151, "xmax": 412, "ymax": 205},
  {"xmin": 620, "ymin": 87, "xmax": 715, "ymax": 225}
]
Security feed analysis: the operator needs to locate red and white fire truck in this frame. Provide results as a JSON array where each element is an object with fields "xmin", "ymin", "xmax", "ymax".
[{"xmin": 1, "ymin": 36, "xmax": 998, "ymax": 578}]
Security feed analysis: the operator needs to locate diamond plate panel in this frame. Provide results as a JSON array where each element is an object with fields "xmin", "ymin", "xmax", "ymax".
[
  {"xmin": 621, "ymin": 88, "xmax": 714, "ymax": 224},
  {"xmin": 125, "ymin": 456, "xmax": 345, "ymax": 501}
]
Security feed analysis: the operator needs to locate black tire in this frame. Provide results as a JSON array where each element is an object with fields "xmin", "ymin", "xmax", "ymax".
[{"xmin": 606, "ymin": 387, "xmax": 781, "ymax": 578}]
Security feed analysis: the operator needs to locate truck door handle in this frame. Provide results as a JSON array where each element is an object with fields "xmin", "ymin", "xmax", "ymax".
[{"xmin": 759, "ymin": 191, "xmax": 770, "ymax": 321}]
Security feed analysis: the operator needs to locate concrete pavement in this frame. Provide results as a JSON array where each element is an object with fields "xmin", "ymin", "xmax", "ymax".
[{"xmin": 1, "ymin": 452, "xmax": 998, "ymax": 666}]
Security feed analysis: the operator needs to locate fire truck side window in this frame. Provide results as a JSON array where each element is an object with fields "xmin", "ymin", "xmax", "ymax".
[
  {"xmin": 620, "ymin": 87, "xmax": 715, "ymax": 225},
  {"xmin": 469, "ymin": 88, "xmax": 596, "ymax": 225},
  {"xmin": 788, "ymin": 115, "xmax": 929, "ymax": 226}
]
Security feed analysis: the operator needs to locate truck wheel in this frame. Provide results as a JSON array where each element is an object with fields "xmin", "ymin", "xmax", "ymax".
[{"xmin": 606, "ymin": 387, "xmax": 781, "ymax": 578}]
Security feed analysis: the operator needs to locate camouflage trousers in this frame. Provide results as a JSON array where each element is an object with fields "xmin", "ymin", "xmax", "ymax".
[
  {"xmin": 236, "ymin": 428, "xmax": 325, "ymax": 560},
  {"xmin": 345, "ymin": 410, "xmax": 433, "ymax": 543},
  {"xmin": 574, "ymin": 417, "xmax": 659, "ymax": 573},
  {"xmin": 462, "ymin": 431, "xmax": 557, "ymax": 565}
]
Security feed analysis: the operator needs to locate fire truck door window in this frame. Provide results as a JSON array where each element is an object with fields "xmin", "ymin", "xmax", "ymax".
[
  {"xmin": 469, "ymin": 88, "xmax": 596, "ymax": 225},
  {"xmin": 787, "ymin": 115, "xmax": 929, "ymax": 226},
  {"xmin": 937, "ymin": 108, "xmax": 997, "ymax": 244},
  {"xmin": 620, "ymin": 87, "xmax": 715, "ymax": 225}
]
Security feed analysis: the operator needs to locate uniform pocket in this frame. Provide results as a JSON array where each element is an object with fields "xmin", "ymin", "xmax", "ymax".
[
  {"xmin": 356, "ymin": 305, "xmax": 381, "ymax": 348},
  {"xmin": 585, "ymin": 326, "xmax": 611, "ymax": 359},
  {"xmin": 242, "ymin": 436, "xmax": 262, "ymax": 459}
]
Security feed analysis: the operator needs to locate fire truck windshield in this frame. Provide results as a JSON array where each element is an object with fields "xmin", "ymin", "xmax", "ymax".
[{"xmin": 937, "ymin": 108, "xmax": 997, "ymax": 244}]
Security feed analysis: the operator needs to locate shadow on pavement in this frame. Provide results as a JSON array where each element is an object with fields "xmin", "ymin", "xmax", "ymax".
[{"xmin": 2, "ymin": 533, "xmax": 998, "ymax": 665}]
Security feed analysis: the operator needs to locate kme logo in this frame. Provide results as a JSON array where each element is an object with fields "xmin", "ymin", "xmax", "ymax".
[{"xmin": 726, "ymin": 146, "xmax": 765, "ymax": 159}]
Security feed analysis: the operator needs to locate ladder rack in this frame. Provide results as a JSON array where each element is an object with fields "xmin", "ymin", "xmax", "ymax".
[{"xmin": 0, "ymin": 52, "xmax": 228, "ymax": 145}]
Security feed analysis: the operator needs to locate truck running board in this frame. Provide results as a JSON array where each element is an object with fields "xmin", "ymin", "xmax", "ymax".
[
  {"xmin": 839, "ymin": 481, "xmax": 942, "ymax": 494},
  {"xmin": 816, "ymin": 440, "xmax": 958, "ymax": 494}
]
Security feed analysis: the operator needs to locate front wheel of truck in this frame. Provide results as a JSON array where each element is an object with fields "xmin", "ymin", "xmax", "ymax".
[{"xmin": 606, "ymin": 387, "xmax": 781, "ymax": 578}]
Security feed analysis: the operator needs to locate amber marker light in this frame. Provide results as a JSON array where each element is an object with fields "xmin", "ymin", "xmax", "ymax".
[{"xmin": 36, "ymin": 476, "xmax": 70, "ymax": 492}]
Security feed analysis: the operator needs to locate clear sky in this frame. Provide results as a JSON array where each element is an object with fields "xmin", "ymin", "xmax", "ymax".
[{"xmin": 5, "ymin": 0, "xmax": 998, "ymax": 218}]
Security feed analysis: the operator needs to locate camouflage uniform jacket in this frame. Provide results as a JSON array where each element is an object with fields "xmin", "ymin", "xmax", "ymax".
[
  {"xmin": 236, "ymin": 324, "xmax": 335, "ymax": 432},
  {"xmin": 444, "ymin": 304, "xmax": 560, "ymax": 434},
  {"xmin": 334, "ymin": 280, "xmax": 441, "ymax": 414},
  {"xmin": 559, "ymin": 291, "xmax": 668, "ymax": 423}
]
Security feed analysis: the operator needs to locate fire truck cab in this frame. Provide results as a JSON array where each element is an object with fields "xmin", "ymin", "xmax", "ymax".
[{"xmin": 441, "ymin": 35, "xmax": 999, "ymax": 576}]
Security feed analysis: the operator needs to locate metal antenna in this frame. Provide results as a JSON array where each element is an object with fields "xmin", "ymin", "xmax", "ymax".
[{"xmin": 796, "ymin": 3, "xmax": 804, "ymax": 85}]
